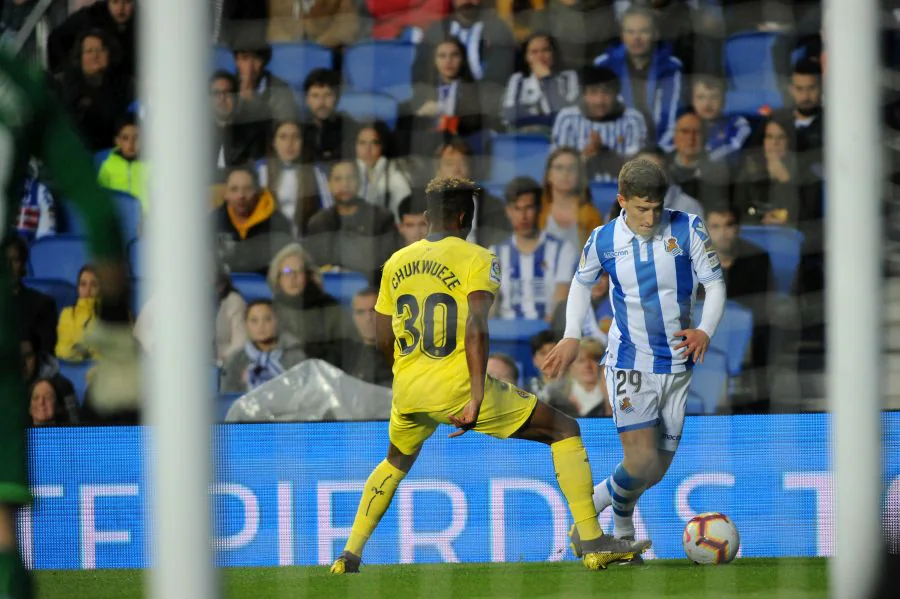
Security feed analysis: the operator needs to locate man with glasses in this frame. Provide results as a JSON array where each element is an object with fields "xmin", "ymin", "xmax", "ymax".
[{"xmin": 210, "ymin": 70, "xmax": 267, "ymax": 180}]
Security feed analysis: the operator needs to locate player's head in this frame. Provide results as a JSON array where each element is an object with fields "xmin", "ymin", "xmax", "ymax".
[
  {"xmin": 351, "ymin": 287, "xmax": 378, "ymax": 344},
  {"xmin": 691, "ymin": 75, "xmax": 725, "ymax": 121},
  {"xmin": 580, "ymin": 66, "xmax": 619, "ymax": 120},
  {"xmin": 530, "ymin": 330, "xmax": 560, "ymax": 374},
  {"xmin": 224, "ymin": 165, "xmax": 261, "ymax": 218},
  {"xmin": 397, "ymin": 194, "xmax": 429, "ymax": 246},
  {"xmin": 504, "ymin": 176, "xmax": 542, "ymax": 236},
  {"xmin": 424, "ymin": 176, "xmax": 478, "ymax": 237},
  {"xmin": 245, "ymin": 299, "xmax": 278, "ymax": 345},
  {"xmin": 705, "ymin": 202, "xmax": 741, "ymax": 255},
  {"xmin": 114, "ymin": 113, "xmax": 140, "ymax": 160},
  {"xmin": 790, "ymin": 58, "xmax": 822, "ymax": 116},
  {"xmin": 487, "ymin": 353, "xmax": 519, "ymax": 385},
  {"xmin": 617, "ymin": 158, "xmax": 668, "ymax": 236}
]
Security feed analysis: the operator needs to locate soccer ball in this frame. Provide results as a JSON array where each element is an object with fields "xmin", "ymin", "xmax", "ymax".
[{"xmin": 682, "ymin": 512, "xmax": 740, "ymax": 564}]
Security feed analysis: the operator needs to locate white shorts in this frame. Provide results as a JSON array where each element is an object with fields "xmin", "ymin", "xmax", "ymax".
[{"xmin": 604, "ymin": 365, "xmax": 692, "ymax": 453}]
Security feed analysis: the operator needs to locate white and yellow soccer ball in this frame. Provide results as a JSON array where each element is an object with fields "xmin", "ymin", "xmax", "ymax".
[{"xmin": 682, "ymin": 512, "xmax": 740, "ymax": 565}]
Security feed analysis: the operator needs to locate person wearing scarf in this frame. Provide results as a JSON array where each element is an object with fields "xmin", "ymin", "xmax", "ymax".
[{"xmin": 220, "ymin": 299, "xmax": 307, "ymax": 393}]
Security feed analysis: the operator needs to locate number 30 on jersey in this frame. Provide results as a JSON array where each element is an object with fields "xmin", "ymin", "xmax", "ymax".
[{"xmin": 396, "ymin": 293, "xmax": 458, "ymax": 358}]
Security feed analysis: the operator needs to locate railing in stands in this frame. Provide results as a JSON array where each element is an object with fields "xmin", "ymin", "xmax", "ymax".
[{"xmin": 11, "ymin": 0, "xmax": 69, "ymax": 64}]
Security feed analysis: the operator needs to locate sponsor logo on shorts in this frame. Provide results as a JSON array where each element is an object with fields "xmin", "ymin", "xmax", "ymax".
[
  {"xmin": 619, "ymin": 397, "xmax": 635, "ymax": 414},
  {"xmin": 661, "ymin": 433, "xmax": 682, "ymax": 441}
]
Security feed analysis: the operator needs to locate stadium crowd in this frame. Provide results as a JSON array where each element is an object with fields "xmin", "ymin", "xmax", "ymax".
[{"xmin": 6, "ymin": 0, "xmax": 893, "ymax": 425}]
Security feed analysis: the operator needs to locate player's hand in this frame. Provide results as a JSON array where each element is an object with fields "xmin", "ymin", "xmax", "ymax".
[
  {"xmin": 542, "ymin": 337, "xmax": 580, "ymax": 381},
  {"xmin": 448, "ymin": 399, "xmax": 482, "ymax": 438},
  {"xmin": 673, "ymin": 328, "xmax": 710, "ymax": 364}
]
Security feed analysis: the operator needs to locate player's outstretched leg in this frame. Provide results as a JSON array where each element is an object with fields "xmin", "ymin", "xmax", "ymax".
[
  {"xmin": 330, "ymin": 444, "xmax": 418, "ymax": 574},
  {"xmin": 512, "ymin": 402, "xmax": 650, "ymax": 569}
]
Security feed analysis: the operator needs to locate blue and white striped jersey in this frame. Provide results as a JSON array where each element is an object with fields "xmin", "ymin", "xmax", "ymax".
[
  {"xmin": 574, "ymin": 209, "xmax": 723, "ymax": 374},
  {"xmin": 551, "ymin": 104, "xmax": 647, "ymax": 156},
  {"xmin": 491, "ymin": 232, "xmax": 578, "ymax": 320}
]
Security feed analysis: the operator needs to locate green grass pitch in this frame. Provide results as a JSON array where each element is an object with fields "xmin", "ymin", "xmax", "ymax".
[{"xmin": 34, "ymin": 558, "xmax": 827, "ymax": 598}]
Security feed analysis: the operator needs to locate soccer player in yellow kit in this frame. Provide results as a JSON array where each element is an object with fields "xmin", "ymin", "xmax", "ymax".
[{"xmin": 330, "ymin": 177, "xmax": 650, "ymax": 574}]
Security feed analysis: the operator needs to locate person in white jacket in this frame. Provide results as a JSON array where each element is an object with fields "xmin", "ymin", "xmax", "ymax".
[{"xmin": 353, "ymin": 121, "xmax": 411, "ymax": 221}]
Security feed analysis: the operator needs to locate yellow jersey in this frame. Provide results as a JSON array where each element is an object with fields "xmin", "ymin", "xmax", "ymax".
[{"xmin": 375, "ymin": 234, "xmax": 501, "ymax": 414}]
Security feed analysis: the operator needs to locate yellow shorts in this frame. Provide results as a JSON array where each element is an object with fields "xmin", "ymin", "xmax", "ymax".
[{"xmin": 389, "ymin": 375, "xmax": 539, "ymax": 456}]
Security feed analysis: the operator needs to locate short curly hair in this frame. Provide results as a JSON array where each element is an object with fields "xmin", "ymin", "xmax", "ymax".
[{"xmin": 425, "ymin": 176, "xmax": 477, "ymax": 226}]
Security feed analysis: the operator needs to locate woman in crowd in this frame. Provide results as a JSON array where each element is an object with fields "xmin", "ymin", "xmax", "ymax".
[
  {"xmin": 220, "ymin": 299, "xmax": 307, "ymax": 394},
  {"xmin": 256, "ymin": 119, "xmax": 322, "ymax": 236},
  {"xmin": 409, "ymin": 36, "xmax": 483, "ymax": 158},
  {"xmin": 267, "ymin": 243, "xmax": 346, "ymax": 366},
  {"xmin": 354, "ymin": 121, "xmax": 412, "ymax": 220},
  {"xmin": 215, "ymin": 266, "xmax": 248, "ymax": 364},
  {"xmin": 54, "ymin": 28, "xmax": 134, "ymax": 151},
  {"xmin": 501, "ymin": 32, "xmax": 579, "ymax": 132},
  {"xmin": 56, "ymin": 265, "xmax": 100, "ymax": 361},
  {"xmin": 539, "ymin": 147, "xmax": 603, "ymax": 249},
  {"xmin": 22, "ymin": 333, "xmax": 78, "ymax": 423},
  {"xmin": 734, "ymin": 115, "xmax": 805, "ymax": 226},
  {"xmin": 29, "ymin": 378, "xmax": 71, "ymax": 426}
]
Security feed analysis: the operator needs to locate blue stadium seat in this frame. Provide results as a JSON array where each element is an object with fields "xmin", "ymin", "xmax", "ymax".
[
  {"xmin": 218, "ymin": 393, "xmax": 243, "ymax": 421},
  {"xmin": 230, "ymin": 273, "xmax": 273, "ymax": 302},
  {"xmin": 739, "ymin": 225, "xmax": 804, "ymax": 295},
  {"xmin": 724, "ymin": 89, "xmax": 783, "ymax": 115},
  {"xmin": 344, "ymin": 41, "xmax": 416, "ymax": 103},
  {"xmin": 61, "ymin": 190, "xmax": 143, "ymax": 242},
  {"xmin": 479, "ymin": 181, "xmax": 506, "ymax": 200},
  {"xmin": 58, "ymin": 360, "xmax": 93, "ymax": 406},
  {"xmin": 21, "ymin": 277, "xmax": 76, "ymax": 316},
  {"xmin": 687, "ymin": 349, "xmax": 729, "ymax": 414},
  {"xmin": 322, "ymin": 271, "xmax": 369, "ymax": 306},
  {"xmin": 489, "ymin": 319, "xmax": 549, "ymax": 381},
  {"xmin": 130, "ymin": 277, "xmax": 150, "ymax": 317},
  {"xmin": 337, "ymin": 92, "xmax": 399, "ymax": 129},
  {"xmin": 94, "ymin": 148, "xmax": 112, "ymax": 171},
  {"xmin": 723, "ymin": 32, "xmax": 782, "ymax": 92},
  {"xmin": 268, "ymin": 42, "xmax": 333, "ymax": 91},
  {"xmin": 28, "ymin": 235, "xmax": 88, "ymax": 282},
  {"xmin": 213, "ymin": 45, "xmax": 235, "ymax": 72},
  {"xmin": 488, "ymin": 134, "xmax": 551, "ymax": 184},
  {"xmin": 692, "ymin": 300, "xmax": 753, "ymax": 376},
  {"xmin": 128, "ymin": 239, "xmax": 142, "ymax": 279},
  {"xmin": 589, "ymin": 182, "xmax": 618, "ymax": 219}
]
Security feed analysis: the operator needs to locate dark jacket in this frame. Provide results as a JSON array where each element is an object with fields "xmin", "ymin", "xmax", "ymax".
[
  {"xmin": 302, "ymin": 112, "xmax": 358, "ymax": 163},
  {"xmin": 16, "ymin": 284, "xmax": 58, "ymax": 356},
  {"xmin": 214, "ymin": 190, "xmax": 294, "ymax": 275},
  {"xmin": 213, "ymin": 120, "xmax": 269, "ymax": 182},
  {"xmin": 272, "ymin": 285, "xmax": 347, "ymax": 366},
  {"xmin": 408, "ymin": 80, "xmax": 483, "ymax": 158},
  {"xmin": 473, "ymin": 191, "xmax": 512, "ymax": 248},
  {"xmin": 26, "ymin": 354, "xmax": 79, "ymax": 424},
  {"xmin": 529, "ymin": 0, "xmax": 617, "ymax": 71},
  {"xmin": 340, "ymin": 340, "xmax": 393, "ymax": 387},
  {"xmin": 54, "ymin": 69, "xmax": 135, "ymax": 152},
  {"xmin": 48, "ymin": 1, "xmax": 137, "ymax": 77},
  {"xmin": 235, "ymin": 71, "xmax": 299, "ymax": 125},
  {"xmin": 305, "ymin": 199, "xmax": 399, "ymax": 282}
]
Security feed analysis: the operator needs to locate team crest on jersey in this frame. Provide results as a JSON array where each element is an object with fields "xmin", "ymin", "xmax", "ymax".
[
  {"xmin": 490, "ymin": 257, "xmax": 501, "ymax": 284},
  {"xmin": 665, "ymin": 237, "xmax": 684, "ymax": 257},
  {"xmin": 619, "ymin": 397, "xmax": 635, "ymax": 414},
  {"xmin": 578, "ymin": 249, "xmax": 587, "ymax": 270}
]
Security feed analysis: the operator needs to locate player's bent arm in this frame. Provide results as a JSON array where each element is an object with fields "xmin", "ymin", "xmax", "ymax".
[
  {"xmin": 697, "ymin": 279, "xmax": 726, "ymax": 338},
  {"xmin": 562, "ymin": 279, "xmax": 592, "ymax": 340},
  {"xmin": 465, "ymin": 291, "xmax": 494, "ymax": 406},
  {"xmin": 375, "ymin": 311, "xmax": 396, "ymax": 368}
]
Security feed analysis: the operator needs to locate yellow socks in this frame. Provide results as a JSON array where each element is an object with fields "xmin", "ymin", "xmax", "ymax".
[
  {"xmin": 344, "ymin": 460, "xmax": 407, "ymax": 556},
  {"xmin": 551, "ymin": 436, "xmax": 603, "ymax": 543}
]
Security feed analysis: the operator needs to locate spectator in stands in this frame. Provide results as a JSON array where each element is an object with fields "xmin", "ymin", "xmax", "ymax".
[
  {"xmin": 355, "ymin": 121, "xmax": 412, "ymax": 219},
  {"xmin": 486, "ymin": 353, "xmax": 519, "ymax": 385},
  {"xmin": 667, "ymin": 110, "xmax": 731, "ymax": 205},
  {"xmin": 395, "ymin": 193, "xmax": 429, "ymax": 246},
  {"xmin": 545, "ymin": 337, "xmax": 610, "ymax": 417},
  {"xmin": 551, "ymin": 65, "xmax": 647, "ymax": 180},
  {"xmin": 54, "ymin": 28, "xmax": 135, "ymax": 152},
  {"xmin": 527, "ymin": 0, "xmax": 617, "ymax": 71},
  {"xmin": 15, "ymin": 166, "xmax": 57, "ymax": 242},
  {"xmin": 4, "ymin": 237, "xmax": 57, "ymax": 355},
  {"xmin": 215, "ymin": 266, "xmax": 249, "ymax": 364},
  {"xmin": 690, "ymin": 75, "xmax": 752, "ymax": 168},
  {"xmin": 268, "ymin": 0, "xmax": 360, "ymax": 46},
  {"xmin": 305, "ymin": 160, "xmax": 398, "ymax": 282},
  {"xmin": 501, "ymin": 32, "xmax": 580, "ymax": 133},
  {"xmin": 210, "ymin": 70, "xmax": 268, "ymax": 180},
  {"xmin": 706, "ymin": 202, "xmax": 775, "ymax": 411},
  {"xmin": 231, "ymin": 35, "xmax": 299, "ymax": 124},
  {"xmin": 22, "ymin": 333, "xmax": 77, "ymax": 421},
  {"xmin": 525, "ymin": 329, "xmax": 559, "ymax": 398},
  {"xmin": 212, "ymin": 0, "xmax": 269, "ymax": 46},
  {"xmin": 409, "ymin": 36, "xmax": 484, "ymax": 158},
  {"xmin": 734, "ymin": 115, "xmax": 803, "ymax": 226},
  {"xmin": 538, "ymin": 148, "xmax": 603, "ymax": 249},
  {"xmin": 267, "ymin": 243, "xmax": 346, "ymax": 365},
  {"xmin": 594, "ymin": 6, "xmax": 683, "ymax": 149},
  {"xmin": 55, "ymin": 265, "xmax": 99, "ymax": 361},
  {"xmin": 777, "ymin": 58, "xmax": 824, "ymax": 178},
  {"xmin": 214, "ymin": 165, "xmax": 293, "ymax": 275},
  {"xmin": 97, "ymin": 113, "xmax": 148, "ymax": 211},
  {"xmin": 256, "ymin": 119, "xmax": 321, "ymax": 235},
  {"xmin": 365, "ymin": 0, "xmax": 448, "ymax": 40},
  {"xmin": 491, "ymin": 176, "xmax": 577, "ymax": 321},
  {"xmin": 340, "ymin": 287, "xmax": 393, "ymax": 387},
  {"xmin": 412, "ymin": 0, "xmax": 516, "ymax": 112},
  {"xmin": 431, "ymin": 139, "xmax": 509, "ymax": 246},
  {"xmin": 220, "ymin": 299, "xmax": 307, "ymax": 393},
  {"xmin": 0, "ymin": 0, "xmax": 38, "ymax": 46},
  {"xmin": 48, "ymin": 0, "xmax": 136, "ymax": 77},
  {"xmin": 633, "ymin": 147, "xmax": 705, "ymax": 216},
  {"xmin": 301, "ymin": 68, "xmax": 356, "ymax": 162},
  {"xmin": 29, "ymin": 379, "xmax": 70, "ymax": 426}
]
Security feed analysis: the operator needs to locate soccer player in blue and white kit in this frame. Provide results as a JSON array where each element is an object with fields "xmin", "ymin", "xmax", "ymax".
[{"xmin": 543, "ymin": 158, "xmax": 727, "ymax": 558}]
